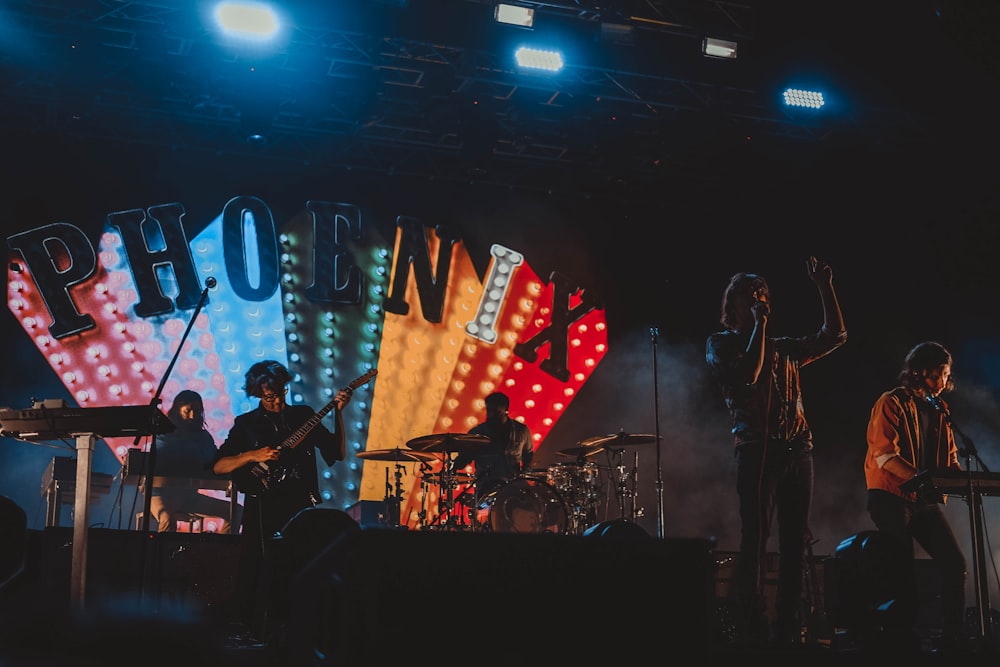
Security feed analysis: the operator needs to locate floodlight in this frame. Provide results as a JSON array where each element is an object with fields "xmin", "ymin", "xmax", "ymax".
[
  {"xmin": 514, "ymin": 47, "xmax": 563, "ymax": 72},
  {"xmin": 783, "ymin": 88, "xmax": 825, "ymax": 109},
  {"xmin": 495, "ymin": 3, "xmax": 534, "ymax": 28},
  {"xmin": 214, "ymin": 2, "xmax": 279, "ymax": 40},
  {"xmin": 702, "ymin": 37, "xmax": 737, "ymax": 60}
]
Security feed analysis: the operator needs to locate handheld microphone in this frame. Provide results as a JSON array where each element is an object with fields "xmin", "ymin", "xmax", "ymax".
[
  {"xmin": 925, "ymin": 394, "xmax": 949, "ymax": 416},
  {"xmin": 205, "ymin": 276, "xmax": 217, "ymax": 289}
]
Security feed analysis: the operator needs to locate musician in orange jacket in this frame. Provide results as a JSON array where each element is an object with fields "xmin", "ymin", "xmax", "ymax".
[
  {"xmin": 864, "ymin": 341, "xmax": 967, "ymax": 651},
  {"xmin": 213, "ymin": 360, "xmax": 351, "ymax": 645}
]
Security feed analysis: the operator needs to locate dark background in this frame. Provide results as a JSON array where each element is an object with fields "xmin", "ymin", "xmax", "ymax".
[{"xmin": 2, "ymin": 0, "xmax": 999, "ymax": 605}]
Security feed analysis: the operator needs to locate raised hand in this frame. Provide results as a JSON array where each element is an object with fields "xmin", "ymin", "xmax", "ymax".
[{"xmin": 806, "ymin": 255, "xmax": 833, "ymax": 285}]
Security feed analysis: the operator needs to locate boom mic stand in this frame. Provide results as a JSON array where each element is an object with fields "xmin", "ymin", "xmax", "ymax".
[
  {"xmin": 938, "ymin": 401, "xmax": 994, "ymax": 642},
  {"xmin": 135, "ymin": 277, "xmax": 216, "ymax": 604},
  {"xmin": 650, "ymin": 327, "xmax": 664, "ymax": 539},
  {"xmin": 138, "ymin": 276, "xmax": 217, "ymax": 532}
]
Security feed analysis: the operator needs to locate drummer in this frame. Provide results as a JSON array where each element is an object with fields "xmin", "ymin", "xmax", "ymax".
[{"xmin": 452, "ymin": 392, "xmax": 534, "ymax": 499}]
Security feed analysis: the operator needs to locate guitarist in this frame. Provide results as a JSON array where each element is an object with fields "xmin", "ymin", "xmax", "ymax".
[{"xmin": 213, "ymin": 359, "xmax": 353, "ymax": 645}]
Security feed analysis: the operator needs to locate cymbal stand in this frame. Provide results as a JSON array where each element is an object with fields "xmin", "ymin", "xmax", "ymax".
[
  {"xmin": 629, "ymin": 449, "xmax": 643, "ymax": 522},
  {"xmin": 382, "ymin": 465, "xmax": 405, "ymax": 528},
  {"xmin": 608, "ymin": 447, "xmax": 630, "ymax": 520},
  {"xmin": 605, "ymin": 446, "xmax": 643, "ymax": 523},
  {"xmin": 440, "ymin": 455, "xmax": 469, "ymax": 530},
  {"xmin": 417, "ymin": 460, "xmax": 433, "ymax": 529}
]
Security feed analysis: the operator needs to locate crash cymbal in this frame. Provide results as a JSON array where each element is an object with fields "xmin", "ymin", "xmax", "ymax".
[
  {"xmin": 405, "ymin": 433, "xmax": 490, "ymax": 453},
  {"xmin": 579, "ymin": 432, "xmax": 661, "ymax": 449},
  {"xmin": 357, "ymin": 448, "xmax": 437, "ymax": 462},
  {"xmin": 557, "ymin": 444, "xmax": 604, "ymax": 458}
]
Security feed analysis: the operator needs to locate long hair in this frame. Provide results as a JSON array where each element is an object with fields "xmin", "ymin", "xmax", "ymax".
[
  {"xmin": 720, "ymin": 272, "xmax": 768, "ymax": 330},
  {"xmin": 244, "ymin": 359, "xmax": 293, "ymax": 398},
  {"xmin": 166, "ymin": 389, "xmax": 206, "ymax": 430},
  {"xmin": 899, "ymin": 341, "xmax": 955, "ymax": 392}
]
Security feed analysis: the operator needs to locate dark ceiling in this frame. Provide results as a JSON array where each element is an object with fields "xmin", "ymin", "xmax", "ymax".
[{"xmin": 1, "ymin": 0, "xmax": 997, "ymax": 201}]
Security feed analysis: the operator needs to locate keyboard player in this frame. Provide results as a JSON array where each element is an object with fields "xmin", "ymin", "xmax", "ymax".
[
  {"xmin": 863, "ymin": 341, "xmax": 967, "ymax": 653},
  {"xmin": 147, "ymin": 390, "xmax": 234, "ymax": 534}
]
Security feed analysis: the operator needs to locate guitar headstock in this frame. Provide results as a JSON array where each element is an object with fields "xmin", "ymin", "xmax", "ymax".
[{"xmin": 345, "ymin": 368, "xmax": 378, "ymax": 394}]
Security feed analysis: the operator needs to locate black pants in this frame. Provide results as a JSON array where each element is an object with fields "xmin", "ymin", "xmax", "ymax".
[
  {"xmin": 866, "ymin": 489, "xmax": 968, "ymax": 642},
  {"xmin": 735, "ymin": 440, "xmax": 814, "ymax": 642}
]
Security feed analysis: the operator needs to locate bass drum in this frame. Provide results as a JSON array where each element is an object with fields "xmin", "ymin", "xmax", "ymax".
[{"xmin": 474, "ymin": 477, "xmax": 568, "ymax": 535}]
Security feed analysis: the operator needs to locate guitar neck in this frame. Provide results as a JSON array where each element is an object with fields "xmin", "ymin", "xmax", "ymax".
[
  {"xmin": 276, "ymin": 368, "xmax": 377, "ymax": 452},
  {"xmin": 278, "ymin": 397, "xmax": 340, "ymax": 452}
]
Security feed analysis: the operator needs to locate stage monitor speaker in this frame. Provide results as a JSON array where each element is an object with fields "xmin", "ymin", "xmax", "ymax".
[
  {"xmin": 153, "ymin": 531, "xmax": 240, "ymax": 622},
  {"xmin": 38, "ymin": 527, "xmax": 147, "ymax": 611},
  {"xmin": 825, "ymin": 531, "xmax": 917, "ymax": 635},
  {"xmin": 265, "ymin": 507, "xmax": 361, "ymax": 638},
  {"xmin": 0, "ymin": 495, "xmax": 27, "ymax": 589},
  {"xmin": 285, "ymin": 530, "xmax": 716, "ymax": 666}
]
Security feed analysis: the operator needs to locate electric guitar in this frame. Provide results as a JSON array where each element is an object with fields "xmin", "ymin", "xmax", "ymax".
[{"xmin": 244, "ymin": 368, "xmax": 377, "ymax": 494}]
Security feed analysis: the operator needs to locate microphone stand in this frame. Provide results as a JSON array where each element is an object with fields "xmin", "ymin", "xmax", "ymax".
[
  {"xmin": 650, "ymin": 327, "xmax": 664, "ymax": 539},
  {"xmin": 135, "ymin": 277, "xmax": 215, "ymax": 606},
  {"xmin": 934, "ymin": 398, "xmax": 993, "ymax": 641},
  {"xmin": 139, "ymin": 277, "xmax": 216, "ymax": 532}
]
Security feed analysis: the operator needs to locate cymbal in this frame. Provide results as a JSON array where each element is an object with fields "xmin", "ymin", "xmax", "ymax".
[
  {"xmin": 579, "ymin": 432, "xmax": 660, "ymax": 449},
  {"xmin": 405, "ymin": 433, "xmax": 490, "ymax": 453},
  {"xmin": 557, "ymin": 444, "xmax": 604, "ymax": 458},
  {"xmin": 357, "ymin": 448, "xmax": 437, "ymax": 462}
]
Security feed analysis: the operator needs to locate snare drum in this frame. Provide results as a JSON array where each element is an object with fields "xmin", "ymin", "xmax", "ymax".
[{"xmin": 475, "ymin": 477, "xmax": 567, "ymax": 534}]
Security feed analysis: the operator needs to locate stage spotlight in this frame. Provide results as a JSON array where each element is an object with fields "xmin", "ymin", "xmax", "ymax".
[
  {"xmin": 514, "ymin": 46, "xmax": 563, "ymax": 72},
  {"xmin": 495, "ymin": 3, "xmax": 534, "ymax": 28},
  {"xmin": 214, "ymin": 2, "xmax": 280, "ymax": 40},
  {"xmin": 783, "ymin": 87, "xmax": 826, "ymax": 109},
  {"xmin": 702, "ymin": 37, "xmax": 738, "ymax": 60}
]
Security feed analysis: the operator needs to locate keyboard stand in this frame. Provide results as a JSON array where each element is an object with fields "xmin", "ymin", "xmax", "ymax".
[{"xmin": 68, "ymin": 432, "xmax": 97, "ymax": 610}]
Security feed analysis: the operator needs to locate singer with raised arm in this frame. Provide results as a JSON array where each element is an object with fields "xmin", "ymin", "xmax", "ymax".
[
  {"xmin": 213, "ymin": 359, "xmax": 353, "ymax": 647},
  {"xmin": 705, "ymin": 256, "xmax": 846, "ymax": 646},
  {"xmin": 864, "ymin": 341, "xmax": 967, "ymax": 654}
]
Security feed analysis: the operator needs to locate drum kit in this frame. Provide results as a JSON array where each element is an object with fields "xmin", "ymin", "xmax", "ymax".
[{"xmin": 357, "ymin": 429, "xmax": 660, "ymax": 535}]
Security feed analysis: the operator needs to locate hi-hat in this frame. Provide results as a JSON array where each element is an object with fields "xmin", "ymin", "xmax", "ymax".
[
  {"xmin": 405, "ymin": 433, "xmax": 490, "ymax": 453},
  {"xmin": 557, "ymin": 444, "xmax": 604, "ymax": 458},
  {"xmin": 579, "ymin": 432, "xmax": 660, "ymax": 449},
  {"xmin": 357, "ymin": 448, "xmax": 437, "ymax": 462}
]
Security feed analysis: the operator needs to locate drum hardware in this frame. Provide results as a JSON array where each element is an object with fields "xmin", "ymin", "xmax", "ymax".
[
  {"xmin": 577, "ymin": 430, "xmax": 658, "ymax": 525},
  {"xmin": 404, "ymin": 432, "xmax": 492, "ymax": 531},
  {"xmin": 419, "ymin": 471, "xmax": 477, "ymax": 485},
  {"xmin": 417, "ymin": 453, "xmax": 478, "ymax": 531},
  {"xmin": 546, "ymin": 461, "xmax": 601, "ymax": 535},
  {"xmin": 602, "ymin": 444, "xmax": 642, "ymax": 523},
  {"xmin": 357, "ymin": 449, "xmax": 437, "ymax": 529}
]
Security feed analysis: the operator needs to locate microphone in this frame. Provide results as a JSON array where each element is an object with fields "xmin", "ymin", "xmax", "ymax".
[
  {"xmin": 205, "ymin": 276, "xmax": 217, "ymax": 289},
  {"xmin": 925, "ymin": 394, "xmax": 950, "ymax": 416}
]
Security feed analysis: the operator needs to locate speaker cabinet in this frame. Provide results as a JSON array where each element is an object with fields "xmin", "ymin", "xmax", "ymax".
[
  {"xmin": 32, "ymin": 527, "xmax": 238, "ymax": 621},
  {"xmin": 285, "ymin": 530, "xmax": 715, "ymax": 666},
  {"xmin": 37, "ymin": 527, "xmax": 147, "ymax": 610}
]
